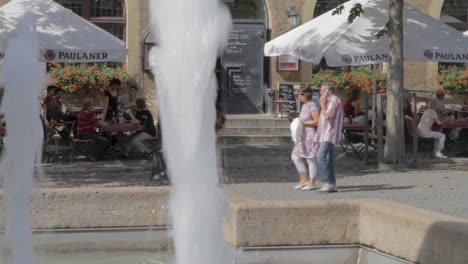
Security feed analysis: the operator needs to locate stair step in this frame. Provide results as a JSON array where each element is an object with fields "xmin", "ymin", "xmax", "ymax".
[
  {"xmin": 221, "ymin": 135, "xmax": 292, "ymax": 145},
  {"xmin": 223, "ymin": 127, "xmax": 291, "ymax": 136},
  {"xmin": 226, "ymin": 116, "xmax": 290, "ymax": 127}
]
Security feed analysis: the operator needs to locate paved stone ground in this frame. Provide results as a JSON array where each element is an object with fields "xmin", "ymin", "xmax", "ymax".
[
  {"xmin": 224, "ymin": 145, "xmax": 468, "ymax": 218},
  {"xmin": 30, "ymin": 144, "xmax": 468, "ymax": 219}
]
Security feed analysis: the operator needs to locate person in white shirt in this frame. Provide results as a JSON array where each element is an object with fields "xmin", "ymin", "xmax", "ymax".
[{"xmin": 417, "ymin": 100, "xmax": 448, "ymax": 159}]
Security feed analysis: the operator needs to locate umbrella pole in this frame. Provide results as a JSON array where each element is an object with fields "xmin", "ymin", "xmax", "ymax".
[{"xmin": 372, "ymin": 64, "xmax": 377, "ymax": 129}]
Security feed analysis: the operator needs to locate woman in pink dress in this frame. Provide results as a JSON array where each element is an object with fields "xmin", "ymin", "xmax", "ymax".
[{"xmin": 292, "ymin": 87, "xmax": 320, "ymax": 191}]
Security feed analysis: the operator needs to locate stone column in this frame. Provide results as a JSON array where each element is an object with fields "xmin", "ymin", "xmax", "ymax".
[
  {"xmin": 404, "ymin": 0, "xmax": 444, "ymax": 91},
  {"xmin": 125, "ymin": 0, "xmax": 143, "ymax": 85},
  {"xmin": 125, "ymin": 0, "xmax": 158, "ymax": 118}
]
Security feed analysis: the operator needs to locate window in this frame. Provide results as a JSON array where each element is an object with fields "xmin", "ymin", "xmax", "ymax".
[
  {"xmin": 55, "ymin": 0, "xmax": 126, "ymax": 41},
  {"xmin": 90, "ymin": 0, "xmax": 124, "ymax": 17},
  {"xmin": 313, "ymin": 0, "xmax": 342, "ymax": 18},
  {"xmin": 441, "ymin": 1, "xmax": 468, "ymax": 31},
  {"xmin": 55, "ymin": 0, "xmax": 83, "ymax": 16},
  {"xmin": 98, "ymin": 24, "xmax": 124, "ymax": 40},
  {"xmin": 439, "ymin": 1, "xmax": 467, "ymax": 69}
]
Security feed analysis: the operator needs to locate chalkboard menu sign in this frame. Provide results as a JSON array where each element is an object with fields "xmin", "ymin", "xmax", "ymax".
[
  {"xmin": 221, "ymin": 23, "xmax": 265, "ymax": 114},
  {"xmin": 278, "ymin": 82, "xmax": 297, "ymax": 112}
]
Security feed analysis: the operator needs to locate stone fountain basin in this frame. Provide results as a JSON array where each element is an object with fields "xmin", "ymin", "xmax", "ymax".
[
  {"xmin": 0, "ymin": 187, "xmax": 466, "ymax": 264},
  {"xmin": 1, "ymin": 228, "xmax": 411, "ymax": 264}
]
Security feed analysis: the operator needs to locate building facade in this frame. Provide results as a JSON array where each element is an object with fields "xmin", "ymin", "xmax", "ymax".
[{"xmin": 1, "ymin": 0, "xmax": 463, "ymax": 114}]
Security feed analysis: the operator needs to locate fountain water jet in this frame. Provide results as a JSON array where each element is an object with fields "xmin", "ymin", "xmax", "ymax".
[
  {"xmin": 148, "ymin": 1, "xmax": 232, "ymax": 264},
  {"xmin": 0, "ymin": 12, "xmax": 46, "ymax": 264}
]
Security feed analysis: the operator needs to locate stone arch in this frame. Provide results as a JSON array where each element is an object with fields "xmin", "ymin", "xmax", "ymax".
[
  {"xmin": 227, "ymin": 0, "xmax": 267, "ymax": 22},
  {"xmin": 404, "ymin": 0, "xmax": 443, "ymax": 19},
  {"xmin": 439, "ymin": 0, "xmax": 468, "ymax": 30},
  {"xmin": 433, "ymin": 0, "xmax": 445, "ymax": 18},
  {"xmin": 302, "ymin": 0, "xmax": 317, "ymax": 22}
]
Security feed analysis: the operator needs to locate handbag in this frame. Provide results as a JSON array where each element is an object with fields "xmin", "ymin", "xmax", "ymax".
[{"xmin": 290, "ymin": 118, "xmax": 303, "ymax": 145}]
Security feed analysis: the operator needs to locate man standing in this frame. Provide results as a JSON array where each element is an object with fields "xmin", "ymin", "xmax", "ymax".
[
  {"xmin": 43, "ymin": 85, "xmax": 57, "ymax": 120},
  {"xmin": 432, "ymin": 90, "xmax": 446, "ymax": 118},
  {"xmin": 315, "ymin": 82, "xmax": 343, "ymax": 193},
  {"xmin": 103, "ymin": 78, "xmax": 121, "ymax": 121}
]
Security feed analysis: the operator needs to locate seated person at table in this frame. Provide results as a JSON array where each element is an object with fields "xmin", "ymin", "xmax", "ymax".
[
  {"xmin": 431, "ymin": 90, "xmax": 462, "ymax": 142},
  {"xmin": 77, "ymin": 99, "xmax": 110, "ymax": 160},
  {"xmin": 103, "ymin": 78, "xmax": 121, "ymax": 121},
  {"xmin": 343, "ymin": 87, "xmax": 365, "ymax": 123},
  {"xmin": 343, "ymin": 88, "xmax": 361, "ymax": 118},
  {"xmin": 43, "ymin": 85, "xmax": 57, "ymax": 120},
  {"xmin": 417, "ymin": 100, "xmax": 448, "ymax": 159},
  {"xmin": 403, "ymin": 95, "xmax": 413, "ymax": 118},
  {"xmin": 118, "ymin": 85, "xmax": 138, "ymax": 116},
  {"xmin": 47, "ymin": 88, "xmax": 76, "ymax": 138},
  {"xmin": 47, "ymin": 88, "xmax": 75, "ymax": 123},
  {"xmin": 126, "ymin": 98, "xmax": 156, "ymax": 156}
]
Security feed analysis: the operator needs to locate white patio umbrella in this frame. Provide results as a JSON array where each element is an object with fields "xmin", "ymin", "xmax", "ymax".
[
  {"xmin": 0, "ymin": 0, "xmax": 127, "ymax": 63},
  {"xmin": 264, "ymin": 0, "xmax": 468, "ymax": 67}
]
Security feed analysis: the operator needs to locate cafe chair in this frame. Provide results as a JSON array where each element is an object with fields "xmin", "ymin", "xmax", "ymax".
[
  {"xmin": 404, "ymin": 116, "xmax": 433, "ymax": 158},
  {"xmin": 70, "ymin": 138, "xmax": 96, "ymax": 162},
  {"xmin": 40, "ymin": 115, "xmax": 73, "ymax": 163}
]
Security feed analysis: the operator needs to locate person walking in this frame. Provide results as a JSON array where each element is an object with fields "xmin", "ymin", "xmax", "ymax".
[
  {"xmin": 291, "ymin": 87, "xmax": 320, "ymax": 191},
  {"xmin": 315, "ymin": 82, "xmax": 343, "ymax": 193}
]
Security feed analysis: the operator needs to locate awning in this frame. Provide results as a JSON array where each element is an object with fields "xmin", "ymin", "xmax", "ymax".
[
  {"xmin": 265, "ymin": 0, "xmax": 468, "ymax": 66},
  {"xmin": 0, "ymin": 0, "xmax": 127, "ymax": 63}
]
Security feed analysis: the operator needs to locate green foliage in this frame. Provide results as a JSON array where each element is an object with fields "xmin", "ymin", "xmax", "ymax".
[
  {"xmin": 375, "ymin": 22, "xmax": 389, "ymax": 39},
  {"xmin": 332, "ymin": 3, "xmax": 364, "ymax": 24},
  {"xmin": 48, "ymin": 63, "xmax": 131, "ymax": 94},
  {"xmin": 311, "ymin": 66, "xmax": 387, "ymax": 93},
  {"xmin": 436, "ymin": 66, "xmax": 468, "ymax": 93},
  {"xmin": 332, "ymin": 5, "xmax": 344, "ymax": 16},
  {"xmin": 347, "ymin": 3, "xmax": 364, "ymax": 23}
]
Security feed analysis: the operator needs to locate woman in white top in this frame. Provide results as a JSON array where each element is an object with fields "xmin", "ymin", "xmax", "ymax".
[{"xmin": 417, "ymin": 100, "xmax": 448, "ymax": 159}]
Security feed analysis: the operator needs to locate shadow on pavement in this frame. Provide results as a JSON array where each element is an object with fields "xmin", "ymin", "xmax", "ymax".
[{"xmin": 337, "ymin": 184, "xmax": 415, "ymax": 193}]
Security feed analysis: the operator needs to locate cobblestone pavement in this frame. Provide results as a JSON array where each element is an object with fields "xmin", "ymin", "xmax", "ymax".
[
  {"xmin": 32, "ymin": 145, "xmax": 468, "ymax": 219},
  {"xmin": 35, "ymin": 160, "xmax": 159, "ymax": 188}
]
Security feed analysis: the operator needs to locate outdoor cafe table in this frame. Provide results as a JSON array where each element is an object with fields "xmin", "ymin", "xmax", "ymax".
[
  {"xmin": 100, "ymin": 122, "xmax": 143, "ymax": 133},
  {"xmin": 442, "ymin": 121, "xmax": 468, "ymax": 129},
  {"xmin": 67, "ymin": 107, "xmax": 104, "ymax": 117},
  {"xmin": 457, "ymin": 110, "xmax": 468, "ymax": 118}
]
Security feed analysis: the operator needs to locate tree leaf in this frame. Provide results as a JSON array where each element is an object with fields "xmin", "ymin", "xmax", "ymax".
[{"xmin": 332, "ymin": 5, "xmax": 344, "ymax": 16}]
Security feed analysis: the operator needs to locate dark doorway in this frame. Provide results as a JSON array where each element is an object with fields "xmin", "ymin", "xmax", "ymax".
[{"xmin": 218, "ymin": 22, "xmax": 265, "ymax": 114}]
